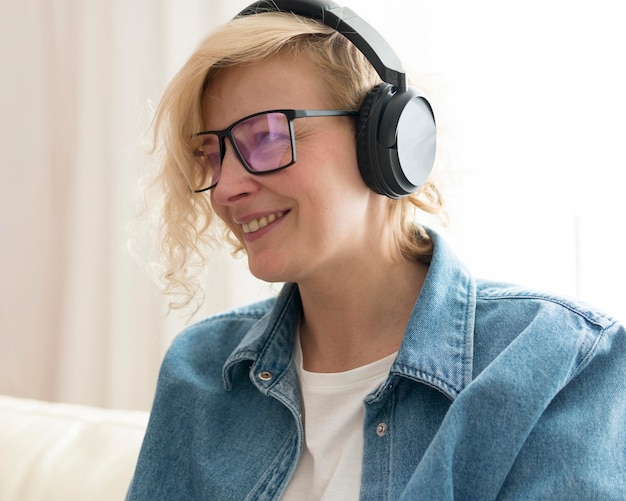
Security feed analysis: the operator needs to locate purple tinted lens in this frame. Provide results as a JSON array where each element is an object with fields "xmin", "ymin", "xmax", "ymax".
[{"xmin": 232, "ymin": 112, "xmax": 293, "ymax": 172}]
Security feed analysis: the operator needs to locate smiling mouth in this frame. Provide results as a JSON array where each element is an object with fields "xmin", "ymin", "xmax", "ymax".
[{"xmin": 241, "ymin": 211, "xmax": 286, "ymax": 234}]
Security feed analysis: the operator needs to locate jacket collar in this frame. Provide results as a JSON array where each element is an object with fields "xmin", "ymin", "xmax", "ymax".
[
  {"xmin": 223, "ymin": 229, "xmax": 476, "ymax": 400},
  {"xmin": 390, "ymin": 230, "xmax": 475, "ymax": 400},
  {"xmin": 222, "ymin": 284, "xmax": 301, "ymax": 392}
]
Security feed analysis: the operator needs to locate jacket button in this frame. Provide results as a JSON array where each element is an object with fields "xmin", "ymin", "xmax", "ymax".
[
  {"xmin": 376, "ymin": 423, "xmax": 387, "ymax": 437},
  {"xmin": 258, "ymin": 371, "xmax": 273, "ymax": 381}
]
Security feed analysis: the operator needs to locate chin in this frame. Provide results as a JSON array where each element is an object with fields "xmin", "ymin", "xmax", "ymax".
[
  {"xmin": 246, "ymin": 258, "xmax": 289, "ymax": 284},
  {"xmin": 249, "ymin": 269, "xmax": 288, "ymax": 285}
]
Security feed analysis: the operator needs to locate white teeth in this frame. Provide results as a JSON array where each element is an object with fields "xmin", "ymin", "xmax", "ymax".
[{"xmin": 241, "ymin": 211, "xmax": 284, "ymax": 234}]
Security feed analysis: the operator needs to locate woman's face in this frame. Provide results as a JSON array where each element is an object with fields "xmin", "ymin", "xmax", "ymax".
[{"xmin": 204, "ymin": 53, "xmax": 388, "ymax": 285}]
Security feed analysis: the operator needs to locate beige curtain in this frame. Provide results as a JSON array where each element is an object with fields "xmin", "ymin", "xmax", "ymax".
[
  {"xmin": 1, "ymin": 0, "xmax": 624, "ymax": 412},
  {"xmin": 0, "ymin": 0, "xmax": 264, "ymax": 411}
]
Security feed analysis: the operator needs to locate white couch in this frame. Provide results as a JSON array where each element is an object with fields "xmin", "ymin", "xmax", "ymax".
[{"xmin": 0, "ymin": 395, "xmax": 148, "ymax": 501}]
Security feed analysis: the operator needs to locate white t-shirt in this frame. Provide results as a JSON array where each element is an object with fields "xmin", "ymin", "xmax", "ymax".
[{"xmin": 281, "ymin": 338, "xmax": 397, "ymax": 500}]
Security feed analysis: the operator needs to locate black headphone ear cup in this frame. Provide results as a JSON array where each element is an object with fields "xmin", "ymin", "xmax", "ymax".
[
  {"xmin": 356, "ymin": 83, "xmax": 391, "ymax": 196},
  {"xmin": 357, "ymin": 83, "xmax": 437, "ymax": 199}
]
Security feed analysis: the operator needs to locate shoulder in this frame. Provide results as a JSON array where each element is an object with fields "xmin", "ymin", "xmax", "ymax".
[
  {"xmin": 472, "ymin": 279, "xmax": 623, "ymax": 377},
  {"xmin": 177, "ymin": 297, "xmax": 276, "ymax": 345},
  {"xmin": 159, "ymin": 297, "xmax": 277, "ymax": 381},
  {"xmin": 475, "ymin": 279, "xmax": 616, "ymax": 329}
]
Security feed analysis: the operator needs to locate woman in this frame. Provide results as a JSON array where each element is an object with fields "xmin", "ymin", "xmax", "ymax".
[{"xmin": 127, "ymin": 2, "xmax": 626, "ymax": 500}]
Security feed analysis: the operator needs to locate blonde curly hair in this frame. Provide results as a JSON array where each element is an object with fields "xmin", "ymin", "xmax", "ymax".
[{"xmin": 148, "ymin": 12, "xmax": 446, "ymax": 311}]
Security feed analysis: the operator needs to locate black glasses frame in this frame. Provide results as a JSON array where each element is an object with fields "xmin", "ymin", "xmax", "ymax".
[{"xmin": 191, "ymin": 109, "xmax": 358, "ymax": 192}]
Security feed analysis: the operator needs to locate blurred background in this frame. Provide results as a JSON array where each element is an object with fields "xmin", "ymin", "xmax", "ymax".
[{"xmin": 1, "ymin": 0, "xmax": 624, "ymax": 411}]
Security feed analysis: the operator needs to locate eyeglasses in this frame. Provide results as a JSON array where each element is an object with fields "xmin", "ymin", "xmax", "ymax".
[{"xmin": 189, "ymin": 109, "xmax": 358, "ymax": 192}]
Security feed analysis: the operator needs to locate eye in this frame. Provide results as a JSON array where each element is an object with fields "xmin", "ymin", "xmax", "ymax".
[{"xmin": 255, "ymin": 130, "xmax": 290, "ymax": 147}]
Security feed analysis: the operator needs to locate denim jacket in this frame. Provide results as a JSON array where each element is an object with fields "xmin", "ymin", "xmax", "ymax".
[{"xmin": 127, "ymin": 231, "xmax": 626, "ymax": 500}]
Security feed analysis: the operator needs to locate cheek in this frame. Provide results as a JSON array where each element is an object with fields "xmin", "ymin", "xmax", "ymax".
[
  {"xmin": 327, "ymin": 133, "xmax": 366, "ymax": 191},
  {"xmin": 298, "ymin": 133, "xmax": 364, "ymax": 192}
]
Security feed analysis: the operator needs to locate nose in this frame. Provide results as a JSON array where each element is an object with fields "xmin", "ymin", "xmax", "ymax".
[{"xmin": 211, "ymin": 139, "xmax": 258, "ymax": 204}]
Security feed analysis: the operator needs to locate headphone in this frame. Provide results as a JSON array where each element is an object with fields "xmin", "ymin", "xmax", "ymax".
[{"xmin": 237, "ymin": 0, "xmax": 436, "ymax": 199}]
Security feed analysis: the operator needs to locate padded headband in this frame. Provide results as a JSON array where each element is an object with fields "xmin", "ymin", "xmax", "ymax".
[{"xmin": 238, "ymin": 0, "xmax": 407, "ymax": 91}]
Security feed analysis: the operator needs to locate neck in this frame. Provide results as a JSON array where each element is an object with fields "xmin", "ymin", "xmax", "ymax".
[{"xmin": 297, "ymin": 254, "xmax": 427, "ymax": 373}]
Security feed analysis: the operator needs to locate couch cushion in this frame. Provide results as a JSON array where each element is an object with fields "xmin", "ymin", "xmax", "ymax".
[{"xmin": 0, "ymin": 395, "xmax": 148, "ymax": 501}]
